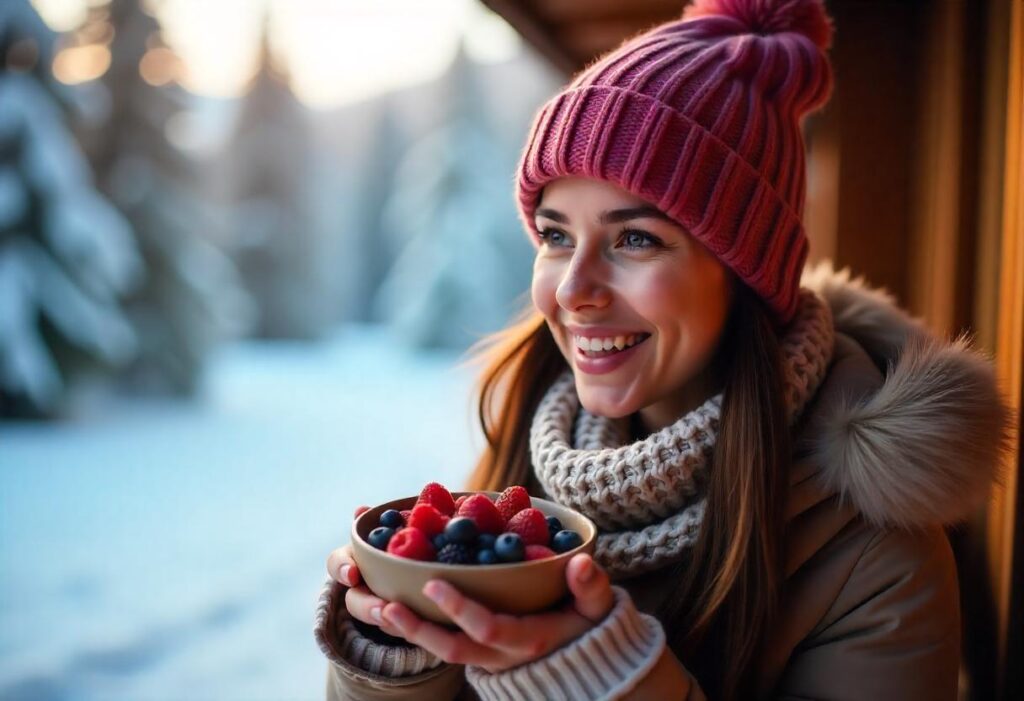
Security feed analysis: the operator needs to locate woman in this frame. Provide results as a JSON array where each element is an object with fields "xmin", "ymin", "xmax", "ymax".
[{"xmin": 315, "ymin": 0, "xmax": 1014, "ymax": 698}]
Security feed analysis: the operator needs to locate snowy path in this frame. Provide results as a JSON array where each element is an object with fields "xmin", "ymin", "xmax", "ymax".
[{"xmin": 0, "ymin": 325, "xmax": 483, "ymax": 700}]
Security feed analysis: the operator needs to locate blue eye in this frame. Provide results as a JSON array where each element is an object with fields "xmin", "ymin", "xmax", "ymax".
[
  {"xmin": 536, "ymin": 228, "xmax": 569, "ymax": 246},
  {"xmin": 621, "ymin": 229, "xmax": 660, "ymax": 250}
]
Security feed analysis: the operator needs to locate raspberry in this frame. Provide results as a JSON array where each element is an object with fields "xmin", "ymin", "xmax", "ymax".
[
  {"xmin": 406, "ymin": 503, "xmax": 448, "ymax": 537},
  {"xmin": 417, "ymin": 482, "xmax": 456, "ymax": 516},
  {"xmin": 399, "ymin": 509, "xmax": 412, "ymax": 525},
  {"xmin": 454, "ymin": 495, "xmax": 469, "ymax": 511},
  {"xmin": 524, "ymin": 544, "xmax": 556, "ymax": 561},
  {"xmin": 386, "ymin": 527, "xmax": 436, "ymax": 561},
  {"xmin": 494, "ymin": 485, "xmax": 532, "ymax": 524},
  {"xmin": 456, "ymin": 494, "xmax": 505, "ymax": 535},
  {"xmin": 436, "ymin": 543, "xmax": 474, "ymax": 565},
  {"xmin": 506, "ymin": 508, "xmax": 550, "ymax": 546}
]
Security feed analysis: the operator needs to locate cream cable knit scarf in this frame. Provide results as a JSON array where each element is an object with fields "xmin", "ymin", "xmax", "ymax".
[{"xmin": 530, "ymin": 288, "xmax": 836, "ymax": 579}]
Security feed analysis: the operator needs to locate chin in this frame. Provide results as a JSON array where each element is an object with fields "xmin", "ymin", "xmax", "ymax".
[{"xmin": 575, "ymin": 385, "xmax": 636, "ymax": 419}]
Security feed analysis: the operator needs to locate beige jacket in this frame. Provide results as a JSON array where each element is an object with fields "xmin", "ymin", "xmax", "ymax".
[{"xmin": 314, "ymin": 263, "xmax": 1013, "ymax": 700}]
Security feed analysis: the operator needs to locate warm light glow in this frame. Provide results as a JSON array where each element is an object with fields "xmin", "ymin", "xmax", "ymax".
[
  {"xmin": 273, "ymin": 0, "xmax": 521, "ymax": 108},
  {"xmin": 30, "ymin": 0, "xmax": 88, "ymax": 33},
  {"xmin": 139, "ymin": 46, "xmax": 179, "ymax": 86},
  {"xmin": 34, "ymin": 0, "xmax": 522, "ymax": 106},
  {"xmin": 53, "ymin": 43, "xmax": 111, "ymax": 84}
]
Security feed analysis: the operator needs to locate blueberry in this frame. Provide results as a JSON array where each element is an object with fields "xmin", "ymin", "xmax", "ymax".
[
  {"xmin": 379, "ymin": 509, "xmax": 404, "ymax": 529},
  {"xmin": 368, "ymin": 526, "xmax": 395, "ymax": 550},
  {"xmin": 545, "ymin": 516, "xmax": 563, "ymax": 540},
  {"xmin": 494, "ymin": 533, "xmax": 525, "ymax": 562},
  {"xmin": 476, "ymin": 548, "xmax": 498, "ymax": 565},
  {"xmin": 476, "ymin": 533, "xmax": 497, "ymax": 550},
  {"xmin": 551, "ymin": 529, "xmax": 583, "ymax": 553},
  {"xmin": 444, "ymin": 516, "xmax": 479, "ymax": 545},
  {"xmin": 432, "ymin": 533, "xmax": 448, "ymax": 551}
]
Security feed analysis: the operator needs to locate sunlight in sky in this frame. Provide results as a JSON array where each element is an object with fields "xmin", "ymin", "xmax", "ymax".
[{"xmin": 31, "ymin": 0, "xmax": 521, "ymax": 108}]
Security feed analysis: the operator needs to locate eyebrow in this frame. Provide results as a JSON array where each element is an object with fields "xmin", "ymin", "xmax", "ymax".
[{"xmin": 535, "ymin": 205, "xmax": 674, "ymax": 225}]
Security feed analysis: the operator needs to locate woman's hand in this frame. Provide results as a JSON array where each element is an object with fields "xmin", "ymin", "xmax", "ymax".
[
  {"xmin": 378, "ymin": 552, "xmax": 616, "ymax": 673},
  {"xmin": 326, "ymin": 505, "xmax": 406, "ymax": 638}
]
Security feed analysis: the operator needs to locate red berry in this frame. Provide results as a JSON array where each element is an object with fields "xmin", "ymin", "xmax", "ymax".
[
  {"xmin": 454, "ymin": 495, "xmax": 469, "ymax": 511},
  {"xmin": 524, "ymin": 544, "xmax": 556, "ymax": 561},
  {"xmin": 506, "ymin": 508, "xmax": 550, "ymax": 546},
  {"xmin": 387, "ymin": 527, "xmax": 436, "ymax": 561},
  {"xmin": 406, "ymin": 503, "xmax": 448, "ymax": 537},
  {"xmin": 417, "ymin": 482, "xmax": 456, "ymax": 516},
  {"xmin": 457, "ymin": 494, "xmax": 505, "ymax": 535},
  {"xmin": 399, "ymin": 509, "xmax": 412, "ymax": 525},
  {"xmin": 494, "ymin": 485, "xmax": 532, "ymax": 524}
]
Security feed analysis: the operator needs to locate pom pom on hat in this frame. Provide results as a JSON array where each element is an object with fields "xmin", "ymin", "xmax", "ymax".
[{"xmin": 682, "ymin": 0, "xmax": 834, "ymax": 50}]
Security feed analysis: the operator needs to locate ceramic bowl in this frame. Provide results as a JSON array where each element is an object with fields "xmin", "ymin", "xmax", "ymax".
[{"xmin": 350, "ymin": 491, "xmax": 597, "ymax": 625}]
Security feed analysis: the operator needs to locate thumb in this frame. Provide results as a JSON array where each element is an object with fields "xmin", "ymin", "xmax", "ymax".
[{"xmin": 566, "ymin": 553, "xmax": 615, "ymax": 623}]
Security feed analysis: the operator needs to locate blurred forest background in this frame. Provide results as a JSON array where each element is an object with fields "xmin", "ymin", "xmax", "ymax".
[{"xmin": 0, "ymin": 0, "xmax": 561, "ymax": 697}]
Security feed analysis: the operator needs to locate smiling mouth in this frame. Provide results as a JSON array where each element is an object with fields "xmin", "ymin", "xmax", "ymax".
[{"xmin": 576, "ymin": 333, "xmax": 652, "ymax": 359}]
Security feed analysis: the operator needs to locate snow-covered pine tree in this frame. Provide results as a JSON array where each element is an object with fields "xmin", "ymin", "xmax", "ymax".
[
  {"xmin": 371, "ymin": 41, "xmax": 534, "ymax": 350},
  {"xmin": 224, "ymin": 17, "xmax": 326, "ymax": 339},
  {"xmin": 79, "ymin": 0, "xmax": 252, "ymax": 394},
  {"xmin": 0, "ymin": 0, "xmax": 143, "ymax": 418}
]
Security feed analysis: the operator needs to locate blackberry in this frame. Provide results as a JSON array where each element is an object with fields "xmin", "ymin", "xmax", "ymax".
[
  {"xmin": 437, "ymin": 543, "xmax": 475, "ymax": 565},
  {"xmin": 432, "ymin": 533, "xmax": 448, "ymax": 551}
]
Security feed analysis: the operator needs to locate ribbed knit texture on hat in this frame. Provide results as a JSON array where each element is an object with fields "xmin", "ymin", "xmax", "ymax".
[{"xmin": 516, "ymin": 0, "xmax": 834, "ymax": 327}]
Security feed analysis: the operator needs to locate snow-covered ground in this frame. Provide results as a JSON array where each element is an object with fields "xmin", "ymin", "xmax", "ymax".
[{"xmin": 0, "ymin": 325, "xmax": 483, "ymax": 700}]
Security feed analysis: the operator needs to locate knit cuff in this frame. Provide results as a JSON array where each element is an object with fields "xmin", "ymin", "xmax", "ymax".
[
  {"xmin": 314, "ymin": 576, "xmax": 445, "ymax": 677},
  {"xmin": 464, "ymin": 585, "xmax": 665, "ymax": 701}
]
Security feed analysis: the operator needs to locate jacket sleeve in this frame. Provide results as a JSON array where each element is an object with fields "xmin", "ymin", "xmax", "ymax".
[
  {"xmin": 314, "ymin": 576, "xmax": 468, "ymax": 700},
  {"xmin": 464, "ymin": 585, "xmax": 699, "ymax": 700},
  {"xmin": 774, "ymin": 524, "xmax": 961, "ymax": 700}
]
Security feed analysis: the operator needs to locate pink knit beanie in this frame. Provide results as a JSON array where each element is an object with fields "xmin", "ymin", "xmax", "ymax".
[{"xmin": 516, "ymin": 0, "xmax": 835, "ymax": 327}]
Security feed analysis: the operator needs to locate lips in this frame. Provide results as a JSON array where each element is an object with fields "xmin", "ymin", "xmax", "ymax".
[{"xmin": 573, "ymin": 333, "xmax": 651, "ymax": 375}]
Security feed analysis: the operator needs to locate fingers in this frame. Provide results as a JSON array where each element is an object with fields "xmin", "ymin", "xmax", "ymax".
[
  {"xmin": 381, "ymin": 601, "xmax": 502, "ymax": 668},
  {"xmin": 566, "ymin": 554, "xmax": 615, "ymax": 622},
  {"xmin": 344, "ymin": 584, "xmax": 388, "ymax": 626},
  {"xmin": 421, "ymin": 580, "xmax": 552, "ymax": 656},
  {"xmin": 326, "ymin": 544, "xmax": 361, "ymax": 587},
  {"xmin": 326, "ymin": 506, "xmax": 371, "ymax": 585},
  {"xmin": 422, "ymin": 580, "xmax": 592, "ymax": 662}
]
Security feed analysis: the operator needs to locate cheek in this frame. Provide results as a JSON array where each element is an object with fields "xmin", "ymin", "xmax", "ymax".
[
  {"xmin": 530, "ymin": 262, "xmax": 559, "ymax": 316},
  {"xmin": 629, "ymin": 264, "xmax": 730, "ymax": 342}
]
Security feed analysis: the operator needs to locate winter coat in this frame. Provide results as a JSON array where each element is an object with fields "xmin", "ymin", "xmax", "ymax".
[{"xmin": 314, "ymin": 263, "xmax": 1012, "ymax": 700}]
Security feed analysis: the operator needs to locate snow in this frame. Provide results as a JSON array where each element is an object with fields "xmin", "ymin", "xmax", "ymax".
[{"xmin": 0, "ymin": 324, "xmax": 483, "ymax": 699}]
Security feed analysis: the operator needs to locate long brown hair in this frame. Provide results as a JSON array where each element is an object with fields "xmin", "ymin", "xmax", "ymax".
[{"xmin": 458, "ymin": 282, "xmax": 790, "ymax": 701}]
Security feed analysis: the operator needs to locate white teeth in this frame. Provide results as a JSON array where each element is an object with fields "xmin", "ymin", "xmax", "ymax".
[{"xmin": 574, "ymin": 333, "xmax": 648, "ymax": 352}]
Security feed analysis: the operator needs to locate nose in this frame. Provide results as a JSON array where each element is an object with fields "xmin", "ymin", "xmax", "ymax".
[{"xmin": 555, "ymin": 249, "xmax": 612, "ymax": 312}]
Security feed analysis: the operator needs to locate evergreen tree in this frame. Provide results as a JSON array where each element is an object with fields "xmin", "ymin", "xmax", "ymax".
[
  {"xmin": 226, "ymin": 18, "xmax": 326, "ymax": 339},
  {"xmin": 0, "ymin": 0, "xmax": 142, "ymax": 418},
  {"xmin": 81, "ymin": 0, "xmax": 253, "ymax": 394},
  {"xmin": 372, "ymin": 42, "xmax": 534, "ymax": 349}
]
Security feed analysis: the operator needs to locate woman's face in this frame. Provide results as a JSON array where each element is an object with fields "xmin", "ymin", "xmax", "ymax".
[{"xmin": 531, "ymin": 176, "xmax": 734, "ymax": 431}]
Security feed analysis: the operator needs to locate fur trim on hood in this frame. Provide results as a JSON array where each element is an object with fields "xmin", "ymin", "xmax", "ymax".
[{"xmin": 800, "ymin": 260, "xmax": 1016, "ymax": 530}]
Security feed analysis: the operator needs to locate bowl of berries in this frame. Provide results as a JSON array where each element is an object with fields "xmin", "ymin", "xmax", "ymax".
[{"xmin": 350, "ymin": 482, "xmax": 597, "ymax": 625}]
